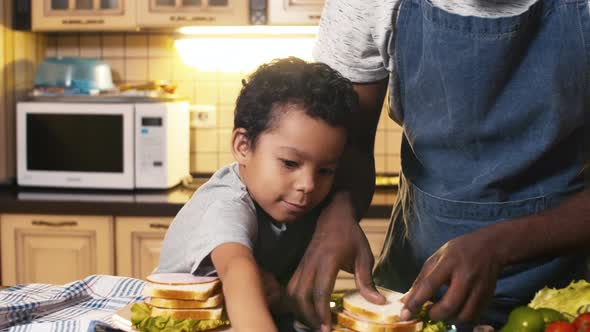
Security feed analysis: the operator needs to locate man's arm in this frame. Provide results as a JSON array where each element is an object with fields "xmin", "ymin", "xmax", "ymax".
[
  {"xmin": 211, "ymin": 243, "xmax": 277, "ymax": 332},
  {"xmin": 286, "ymin": 79, "xmax": 390, "ymax": 331},
  {"xmin": 402, "ymin": 188, "xmax": 590, "ymax": 322}
]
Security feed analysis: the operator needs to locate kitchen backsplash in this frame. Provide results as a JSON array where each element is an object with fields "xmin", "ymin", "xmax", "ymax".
[{"xmin": 44, "ymin": 32, "xmax": 402, "ymax": 174}]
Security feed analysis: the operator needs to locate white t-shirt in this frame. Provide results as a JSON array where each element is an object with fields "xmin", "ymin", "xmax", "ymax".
[
  {"xmin": 157, "ymin": 163, "xmax": 318, "ymax": 284},
  {"xmin": 313, "ymin": 0, "xmax": 539, "ymax": 84},
  {"xmin": 313, "ymin": 0, "xmax": 542, "ymax": 122}
]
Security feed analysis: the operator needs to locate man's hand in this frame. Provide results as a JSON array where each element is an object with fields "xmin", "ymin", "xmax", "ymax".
[
  {"xmin": 260, "ymin": 269, "xmax": 284, "ymax": 312},
  {"xmin": 286, "ymin": 192, "xmax": 386, "ymax": 332},
  {"xmin": 401, "ymin": 228, "xmax": 502, "ymax": 323}
]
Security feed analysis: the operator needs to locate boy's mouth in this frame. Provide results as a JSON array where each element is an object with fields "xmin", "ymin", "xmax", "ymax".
[{"xmin": 282, "ymin": 200, "xmax": 308, "ymax": 213}]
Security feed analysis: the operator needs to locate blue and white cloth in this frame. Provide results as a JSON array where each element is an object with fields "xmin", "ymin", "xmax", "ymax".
[{"xmin": 0, "ymin": 275, "xmax": 145, "ymax": 332}]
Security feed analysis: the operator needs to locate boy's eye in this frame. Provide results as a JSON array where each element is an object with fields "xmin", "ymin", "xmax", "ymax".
[
  {"xmin": 281, "ymin": 159, "xmax": 298, "ymax": 169},
  {"xmin": 319, "ymin": 168, "xmax": 336, "ymax": 176}
]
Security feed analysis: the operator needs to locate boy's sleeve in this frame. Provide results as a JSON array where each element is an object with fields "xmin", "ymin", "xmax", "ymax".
[
  {"xmin": 313, "ymin": 0, "xmax": 390, "ymax": 83},
  {"xmin": 157, "ymin": 199, "xmax": 258, "ymax": 275}
]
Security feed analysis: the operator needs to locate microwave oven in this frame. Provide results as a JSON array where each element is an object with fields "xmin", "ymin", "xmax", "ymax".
[{"xmin": 16, "ymin": 101, "xmax": 190, "ymax": 190}]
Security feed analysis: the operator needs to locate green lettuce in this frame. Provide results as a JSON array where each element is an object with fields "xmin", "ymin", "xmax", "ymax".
[
  {"xmin": 130, "ymin": 302, "xmax": 230, "ymax": 332},
  {"xmin": 415, "ymin": 304, "xmax": 448, "ymax": 332},
  {"xmin": 529, "ymin": 280, "xmax": 590, "ymax": 321}
]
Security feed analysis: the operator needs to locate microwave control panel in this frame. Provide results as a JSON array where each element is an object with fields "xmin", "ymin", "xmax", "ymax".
[{"xmin": 138, "ymin": 116, "xmax": 165, "ymax": 171}]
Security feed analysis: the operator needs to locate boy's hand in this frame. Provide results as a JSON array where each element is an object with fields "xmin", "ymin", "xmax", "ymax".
[{"xmin": 286, "ymin": 192, "xmax": 385, "ymax": 332}]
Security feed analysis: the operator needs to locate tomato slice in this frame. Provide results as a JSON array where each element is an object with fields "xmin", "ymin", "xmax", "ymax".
[
  {"xmin": 544, "ymin": 321, "xmax": 576, "ymax": 332},
  {"xmin": 574, "ymin": 313, "xmax": 590, "ymax": 332}
]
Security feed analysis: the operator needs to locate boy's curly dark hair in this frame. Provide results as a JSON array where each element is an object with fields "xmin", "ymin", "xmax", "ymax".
[{"xmin": 234, "ymin": 57, "xmax": 358, "ymax": 147}]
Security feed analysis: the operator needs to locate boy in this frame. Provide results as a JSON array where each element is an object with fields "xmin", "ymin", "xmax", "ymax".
[{"xmin": 157, "ymin": 57, "xmax": 358, "ymax": 331}]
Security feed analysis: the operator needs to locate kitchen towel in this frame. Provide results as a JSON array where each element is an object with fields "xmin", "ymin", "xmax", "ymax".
[{"xmin": 0, "ymin": 275, "xmax": 145, "ymax": 332}]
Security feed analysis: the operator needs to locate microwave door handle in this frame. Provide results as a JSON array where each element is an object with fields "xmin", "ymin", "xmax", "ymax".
[{"xmin": 32, "ymin": 220, "xmax": 78, "ymax": 227}]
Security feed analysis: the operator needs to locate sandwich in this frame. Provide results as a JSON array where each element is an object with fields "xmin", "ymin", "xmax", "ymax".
[
  {"xmin": 331, "ymin": 287, "xmax": 423, "ymax": 332},
  {"xmin": 130, "ymin": 273, "xmax": 230, "ymax": 332}
]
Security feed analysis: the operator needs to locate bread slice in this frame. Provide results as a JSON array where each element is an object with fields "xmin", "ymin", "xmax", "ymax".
[
  {"xmin": 342, "ymin": 288, "xmax": 404, "ymax": 324},
  {"xmin": 150, "ymin": 306, "xmax": 224, "ymax": 321},
  {"xmin": 143, "ymin": 273, "xmax": 221, "ymax": 301},
  {"xmin": 335, "ymin": 310, "xmax": 423, "ymax": 332},
  {"xmin": 146, "ymin": 293, "xmax": 223, "ymax": 309}
]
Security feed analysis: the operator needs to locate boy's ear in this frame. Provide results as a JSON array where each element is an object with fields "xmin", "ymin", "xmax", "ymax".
[{"xmin": 231, "ymin": 128, "xmax": 251, "ymax": 163}]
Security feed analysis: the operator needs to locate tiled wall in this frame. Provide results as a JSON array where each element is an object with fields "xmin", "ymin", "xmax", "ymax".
[
  {"xmin": 44, "ymin": 32, "xmax": 402, "ymax": 174},
  {"xmin": 0, "ymin": 2, "xmax": 46, "ymax": 184}
]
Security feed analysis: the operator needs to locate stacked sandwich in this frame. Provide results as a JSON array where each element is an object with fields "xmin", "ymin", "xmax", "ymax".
[
  {"xmin": 130, "ymin": 273, "xmax": 230, "ymax": 332},
  {"xmin": 331, "ymin": 288, "xmax": 423, "ymax": 332}
]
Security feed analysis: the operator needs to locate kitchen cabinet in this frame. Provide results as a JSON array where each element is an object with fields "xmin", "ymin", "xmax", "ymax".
[
  {"xmin": 32, "ymin": 0, "xmax": 137, "ymax": 31},
  {"xmin": 115, "ymin": 216, "xmax": 172, "ymax": 279},
  {"xmin": 0, "ymin": 213, "xmax": 114, "ymax": 285},
  {"xmin": 137, "ymin": 0, "xmax": 249, "ymax": 27},
  {"xmin": 334, "ymin": 218, "xmax": 389, "ymax": 290},
  {"xmin": 268, "ymin": 0, "xmax": 325, "ymax": 25}
]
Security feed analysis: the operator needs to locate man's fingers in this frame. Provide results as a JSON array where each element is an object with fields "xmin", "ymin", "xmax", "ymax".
[
  {"xmin": 403, "ymin": 263, "xmax": 450, "ymax": 314},
  {"xmin": 313, "ymin": 263, "xmax": 340, "ymax": 332},
  {"xmin": 456, "ymin": 277, "xmax": 495, "ymax": 322},
  {"xmin": 355, "ymin": 248, "xmax": 386, "ymax": 305},
  {"xmin": 287, "ymin": 255, "xmax": 321, "ymax": 328},
  {"xmin": 428, "ymin": 272, "xmax": 469, "ymax": 321}
]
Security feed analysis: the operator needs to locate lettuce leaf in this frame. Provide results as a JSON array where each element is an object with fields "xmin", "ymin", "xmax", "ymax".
[
  {"xmin": 130, "ymin": 302, "xmax": 230, "ymax": 332},
  {"xmin": 529, "ymin": 280, "xmax": 590, "ymax": 321}
]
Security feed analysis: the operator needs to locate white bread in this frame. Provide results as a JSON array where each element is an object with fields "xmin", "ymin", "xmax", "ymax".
[
  {"xmin": 335, "ymin": 310, "xmax": 423, "ymax": 332},
  {"xmin": 143, "ymin": 273, "xmax": 221, "ymax": 301},
  {"xmin": 342, "ymin": 288, "xmax": 404, "ymax": 324},
  {"xmin": 146, "ymin": 273, "xmax": 218, "ymax": 285},
  {"xmin": 150, "ymin": 306, "xmax": 224, "ymax": 320},
  {"xmin": 146, "ymin": 293, "xmax": 223, "ymax": 309}
]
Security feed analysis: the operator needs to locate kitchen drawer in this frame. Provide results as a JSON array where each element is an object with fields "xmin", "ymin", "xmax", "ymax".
[
  {"xmin": 0, "ymin": 213, "xmax": 114, "ymax": 285},
  {"xmin": 115, "ymin": 216, "xmax": 173, "ymax": 279}
]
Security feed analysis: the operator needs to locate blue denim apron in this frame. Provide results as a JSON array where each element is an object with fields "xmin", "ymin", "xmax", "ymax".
[{"xmin": 373, "ymin": 0, "xmax": 589, "ymax": 327}]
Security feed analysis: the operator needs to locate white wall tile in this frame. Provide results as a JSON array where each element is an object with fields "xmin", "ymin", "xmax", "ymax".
[
  {"xmin": 124, "ymin": 58, "xmax": 147, "ymax": 82},
  {"xmin": 80, "ymin": 34, "xmax": 101, "ymax": 58},
  {"xmin": 195, "ymin": 129, "xmax": 219, "ymax": 152},
  {"xmin": 148, "ymin": 58, "xmax": 173, "ymax": 81},
  {"xmin": 102, "ymin": 34, "xmax": 125, "ymax": 57},
  {"xmin": 125, "ymin": 34, "xmax": 148, "ymax": 58},
  {"xmin": 57, "ymin": 35, "xmax": 80, "ymax": 57}
]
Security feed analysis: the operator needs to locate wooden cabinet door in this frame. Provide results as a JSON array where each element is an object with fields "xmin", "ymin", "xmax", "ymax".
[
  {"xmin": 32, "ymin": 0, "xmax": 136, "ymax": 31},
  {"xmin": 268, "ymin": 0, "xmax": 324, "ymax": 25},
  {"xmin": 334, "ymin": 218, "xmax": 390, "ymax": 291},
  {"xmin": 115, "ymin": 217, "xmax": 172, "ymax": 279},
  {"xmin": 137, "ymin": 0, "xmax": 249, "ymax": 27},
  {"xmin": 0, "ymin": 214, "xmax": 114, "ymax": 285}
]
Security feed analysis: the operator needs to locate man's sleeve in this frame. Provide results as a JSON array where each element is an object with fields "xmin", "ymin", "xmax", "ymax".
[{"xmin": 313, "ymin": 0, "xmax": 389, "ymax": 83}]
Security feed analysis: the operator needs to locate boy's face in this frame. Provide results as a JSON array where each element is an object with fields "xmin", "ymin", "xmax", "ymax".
[{"xmin": 233, "ymin": 105, "xmax": 347, "ymax": 223}]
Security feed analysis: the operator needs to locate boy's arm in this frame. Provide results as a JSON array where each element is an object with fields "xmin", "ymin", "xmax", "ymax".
[{"xmin": 211, "ymin": 242, "xmax": 278, "ymax": 332}]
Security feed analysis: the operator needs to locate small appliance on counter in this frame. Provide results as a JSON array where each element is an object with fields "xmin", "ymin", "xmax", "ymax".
[
  {"xmin": 16, "ymin": 97, "xmax": 190, "ymax": 190},
  {"xmin": 34, "ymin": 57, "xmax": 115, "ymax": 96}
]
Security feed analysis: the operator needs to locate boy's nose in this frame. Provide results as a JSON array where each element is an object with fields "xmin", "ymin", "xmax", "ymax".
[{"xmin": 295, "ymin": 171, "xmax": 315, "ymax": 194}]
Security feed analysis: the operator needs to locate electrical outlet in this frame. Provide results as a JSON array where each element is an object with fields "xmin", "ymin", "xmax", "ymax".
[{"xmin": 190, "ymin": 105, "xmax": 217, "ymax": 128}]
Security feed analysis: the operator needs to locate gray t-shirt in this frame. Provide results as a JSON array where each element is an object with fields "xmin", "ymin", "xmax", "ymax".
[
  {"xmin": 313, "ymin": 0, "xmax": 540, "ymax": 122},
  {"xmin": 157, "ymin": 163, "xmax": 318, "ymax": 285}
]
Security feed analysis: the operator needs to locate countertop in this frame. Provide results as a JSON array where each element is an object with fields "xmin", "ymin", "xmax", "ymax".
[{"xmin": 0, "ymin": 180, "xmax": 396, "ymax": 219}]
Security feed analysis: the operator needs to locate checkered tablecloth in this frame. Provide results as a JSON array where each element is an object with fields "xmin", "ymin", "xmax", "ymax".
[{"xmin": 0, "ymin": 275, "xmax": 146, "ymax": 332}]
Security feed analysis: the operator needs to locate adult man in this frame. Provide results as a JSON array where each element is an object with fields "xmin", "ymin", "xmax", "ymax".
[{"xmin": 287, "ymin": 0, "xmax": 590, "ymax": 331}]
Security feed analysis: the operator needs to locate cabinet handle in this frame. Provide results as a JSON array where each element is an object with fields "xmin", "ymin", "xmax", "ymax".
[
  {"xmin": 169, "ymin": 15, "xmax": 215, "ymax": 22},
  {"xmin": 32, "ymin": 220, "xmax": 78, "ymax": 227},
  {"xmin": 149, "ymin": 223, "xmax": 169, "ymax": 230},
  {"xmin": 61, "ymin": 19, "xmax": 105, "ymax": 24},
  {"xmin": 308, "ymin": 14, "xmax": 321, "ymax": 20}
]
